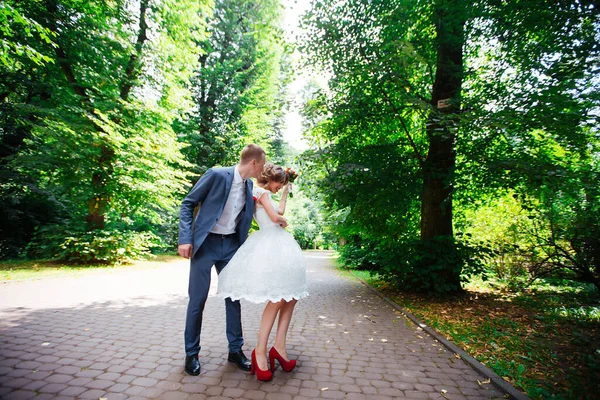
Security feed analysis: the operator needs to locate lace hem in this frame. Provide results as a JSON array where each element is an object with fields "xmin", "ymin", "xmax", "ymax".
[{"xmin": 219, "ymin": 290, "xmax": 309, "ymax": 304}]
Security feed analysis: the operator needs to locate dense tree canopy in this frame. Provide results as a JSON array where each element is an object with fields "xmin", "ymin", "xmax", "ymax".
[
  {"xmin": 1, "ymin": 0, "xmax": 598, "ymax": 294},
  {"xmin": 0, "ymin": 0, "xmax": 290, "ymax": 262},
  {"xmin": 177, "ymin": 0, "xmax": 291, "ymax": 177},
  {"xmin": 300, "ymin": 0, "xmax": 600, "ymax": 293}
]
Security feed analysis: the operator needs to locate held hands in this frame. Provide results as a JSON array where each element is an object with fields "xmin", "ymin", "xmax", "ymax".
[{"xmin": 178, "ymin": 244, "xmax": 193, "ymax": 259}]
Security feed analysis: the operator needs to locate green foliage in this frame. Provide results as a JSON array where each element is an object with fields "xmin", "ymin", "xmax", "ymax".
[
  {"xmin": 300, "ymin": 0, "xmax": 600, "ymax": 294},
  {"xmin": 0, "ymin": 179, "xmax": 67, "ymax": 259},
  {"xmin": 458, "ymin": 193, "xmax": 537, "ymax": 289},
  {"xmin": 285, "ymin": 191, "xmax": 323, "ymax": 249},
  {"xmin": 366, "ymin": 272, "xmax": 600, "ymax": 399},
  {"xmin": 0, "ymin": 0, "xmax": 212, "ymax": 259},
  {"xmin": 27, "ymin": 225, "xmax": 163, "ymax": 265},
  {"xmin": 180, "ymin": 0, "xmax": 291, "ymax": 177},
  {"xmin": 340, "ymin": 235, "xmax": 487, "ymax": 294},
  {"xmin": 1, "ymin": 0, "xmax": 295, "ymax": 262},
  {"xmin": 0, "ymin": 2, "xmax": 55, "ymax": 68}
]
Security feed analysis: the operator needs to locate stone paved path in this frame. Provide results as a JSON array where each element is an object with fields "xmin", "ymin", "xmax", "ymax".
[{"xmin": 0, "ymin": 251, "xmax": 508, "ymax": 399}]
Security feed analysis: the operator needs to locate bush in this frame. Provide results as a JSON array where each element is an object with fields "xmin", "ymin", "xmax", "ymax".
[
  {"xmin": 0, "ymin": 180, "xmax": 68, "ymax": 260},
  {"xmin": 27, "ymin": 225, "xmax": 163, "ymax": 264},
  {"xmin": 339, "ymin": 234, "xmax": 488, "ymax": 294},
  {"xmin": 459, "ymin": 193, "xmax": 538, "ymax": 289}
]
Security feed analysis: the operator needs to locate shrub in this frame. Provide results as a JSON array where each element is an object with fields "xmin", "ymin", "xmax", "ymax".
[
  {"xmin": 339, "ymin": 234, "xmax": 488, "ymax": 294},
  {"xmin": 27, "ymin": 225, "xmax": 163, "ymax": 264}
]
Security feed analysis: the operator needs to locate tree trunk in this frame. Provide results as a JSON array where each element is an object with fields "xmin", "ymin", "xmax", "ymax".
[
  {"xmin": 44, "ymin": 0, "xmax": 107, "ymax": 229},
  {"xmin": 46, "ymin": 0, "xmax": 149, "ymax": 230},
  {"xmin": 420, "ymin": 0, "xmax": 466, "ymax": 288}
]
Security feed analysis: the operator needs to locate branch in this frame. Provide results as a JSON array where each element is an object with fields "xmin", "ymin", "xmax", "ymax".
[
  {"xmin": 54, "ymin": 45, "xmax": 89, "ymax": 100},
  {"xmin": 44, "ymin": 0, "xmax": 90, "ymax": 102},
  {"xmin": 356, "ymin": 42, "xmax": 425, "ymax": 168},
  {"xmin": 120, "ymin": 0, "xmax": 149, "ymax": 100},
  {"xmin": 380, "ymin": 87, "xmax": 426, "ymax": 168}
]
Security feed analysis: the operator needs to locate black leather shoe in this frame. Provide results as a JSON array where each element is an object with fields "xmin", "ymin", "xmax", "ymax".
[
  {"xmin": 185, "ymin": 355, "xmax": 200, "ymax": 375},
  {"xmin": 228, "ymin": 350, "xmax": 251, "ymax": 371}
]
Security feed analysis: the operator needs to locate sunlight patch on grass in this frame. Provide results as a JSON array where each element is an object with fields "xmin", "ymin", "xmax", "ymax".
[
  {"xmin": 0, "ymin": 254, "xmax": 181, "ymax": 282},
  {"xmin": 343, "ymin": 268, "xmax": 600, "ymax": 399}
]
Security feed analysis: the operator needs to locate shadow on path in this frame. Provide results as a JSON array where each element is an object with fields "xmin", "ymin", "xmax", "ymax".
[{"xmin": 0, "ymin": 251, "xmax": 507, "ymax": 399}]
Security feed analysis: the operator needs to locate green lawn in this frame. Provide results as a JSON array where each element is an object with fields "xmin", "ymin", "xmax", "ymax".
[
  {"xmin": 343, "ymin": 269, "xmax": 600, "ymax": 400},
  {"xmin": 0, "ymin": 254, "xmax": 181, "ymax": 282}
]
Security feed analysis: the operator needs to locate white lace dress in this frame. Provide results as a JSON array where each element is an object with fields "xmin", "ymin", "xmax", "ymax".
[{"xmin": 217, "ymin": 187, "xmax": 309, "ymax": 303}]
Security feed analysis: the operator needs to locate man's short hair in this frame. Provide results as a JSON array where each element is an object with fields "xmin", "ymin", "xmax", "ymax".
[{"xmin": 240, "ymin": 144, "xmax": 265, "ymax": 164}]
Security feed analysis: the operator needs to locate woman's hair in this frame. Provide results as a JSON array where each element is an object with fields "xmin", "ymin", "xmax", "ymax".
[{"xmin": 257, "ymin": 162, "xmax": 289, "ymax": 186}]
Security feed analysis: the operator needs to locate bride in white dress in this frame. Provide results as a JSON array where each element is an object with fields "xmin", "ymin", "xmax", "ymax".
[{"xmin": 218, "ymin": 163, "xmax": 308, "ymax": 381}]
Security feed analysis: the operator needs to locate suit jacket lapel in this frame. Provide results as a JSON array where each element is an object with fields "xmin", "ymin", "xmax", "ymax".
[{"xmin": 224, "ymin": 166, "xmax": 234, "ymax": 198}]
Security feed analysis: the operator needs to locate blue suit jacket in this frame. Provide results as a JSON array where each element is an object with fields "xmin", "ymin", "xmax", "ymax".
[{"xmin": 178, "ymin": 166, "xmax": 254, "ymax": 257}]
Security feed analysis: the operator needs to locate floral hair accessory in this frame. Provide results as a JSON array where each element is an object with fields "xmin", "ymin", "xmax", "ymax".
[{"xmin": 285, "ymin": 167, "xmax": 298, "ymax": 183}]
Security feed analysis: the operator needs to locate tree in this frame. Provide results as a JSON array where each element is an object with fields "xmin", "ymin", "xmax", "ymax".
[
  {"xmin": 301, "ymin": 0, "xmax": 470, "ymax": 292},
  {"xmin": 180, "ymin": 0, "xmax": 290, "ymax": 177},
  {"xmin": 1, "ymin": 0, "xmax": 211, "ymax": 261},
  {"xmin": 300, "ymin": 0, "xmax": 599, "ymax": 292}
]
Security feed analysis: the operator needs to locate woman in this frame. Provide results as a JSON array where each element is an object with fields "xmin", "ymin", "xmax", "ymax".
[{"xmin": 218, "ymin": 163, "xmax": 309, "ymax": 381}]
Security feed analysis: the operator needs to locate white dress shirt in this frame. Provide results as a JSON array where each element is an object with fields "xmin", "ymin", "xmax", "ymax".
[{"xmin": 211, "ymin": 166, "xmax": 246, "ymax": 235}]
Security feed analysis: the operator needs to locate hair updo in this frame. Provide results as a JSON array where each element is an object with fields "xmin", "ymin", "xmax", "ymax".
[{"xmin": 257, "ymin": 162, "xmax": 289, "ymax": 186}]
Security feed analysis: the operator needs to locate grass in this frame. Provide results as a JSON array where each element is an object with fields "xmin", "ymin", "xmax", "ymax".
[
  {"xmin": 345, "ymin": 269, "xmax": 600, "ymax": 400},
  {"xmin": 0, "ymin": 254, "xmax": 181, "ymax": 282}
]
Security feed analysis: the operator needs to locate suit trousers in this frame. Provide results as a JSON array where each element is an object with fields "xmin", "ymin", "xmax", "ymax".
[{"xmin": 184, "ymin": 234, "xmax": 243, "ymax": 356}]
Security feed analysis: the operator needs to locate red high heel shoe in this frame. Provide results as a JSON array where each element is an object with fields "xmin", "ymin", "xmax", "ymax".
[
  {"xmin": 250, "ymin": 349, "xmax": 273, "ymax": 381},
  {"xmin": 269, "ymin": 347, "xmax": 297, "ymax": 372}
]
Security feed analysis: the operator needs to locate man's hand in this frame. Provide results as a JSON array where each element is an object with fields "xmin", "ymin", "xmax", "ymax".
[{"xmin": 178, "ymin": 244, "xmax": 193, "ymax": 259}]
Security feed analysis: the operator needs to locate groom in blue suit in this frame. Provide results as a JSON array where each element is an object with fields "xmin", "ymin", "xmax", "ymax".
[{"xmin": 178, "ymin": 144, "xmax": 266, "ymax": 375}]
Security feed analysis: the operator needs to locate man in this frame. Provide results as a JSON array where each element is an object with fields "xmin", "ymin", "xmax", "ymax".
[{"xmin": 178, "ymin": 144, "xmax": 273, "ymax": 375}]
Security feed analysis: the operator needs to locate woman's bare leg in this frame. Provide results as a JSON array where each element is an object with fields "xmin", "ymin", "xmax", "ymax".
[
  {"xmin": 255, "ymin": 301, "xmax": 282, "ymax": 370},
  {"xmin": 273, "ymin": 299, "xmax": 298, "ymax": 360}
]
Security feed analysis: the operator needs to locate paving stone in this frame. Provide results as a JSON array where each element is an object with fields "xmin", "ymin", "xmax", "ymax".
[
  {"xmin": 139, "ymin": 387, "xmax": 166, "ymax": 397},
  {"xmin": 205, "ymin": 385, "xmax": 224, "ymax": 396},
  {"xmin": 38, "ymin": 382, "xmax": 69, "ymax": 394},
  {"xmin": 3, "ymin": 378, "xmax": 32, "ymax": 389},
  {"xmin": 78, "ymin": 389, "xmax": 108, "ymax": 399},
  {"xmin": 6, "ymin": 369, "xmax": 32, "ymax": 378},
  {"xmin": 19, "ymin": 378, "xmax": 45, "ymax": 392},
  {"xmin": 158, "ymin": 391, "xmax": 190, "ymax": 400},
  {"xmin": 181, "ymin": 383, "xmax": 209, "ymax": 393},
  {"xmin": 222, "ymin": 387, "xmax": 246, "ymax": 397},
  {"xmin": 45, "ymin": 373, "xmax": 74, "ymax": 384},
  {"xmin": 58, "ymin": 385, "xmax": 88, "ymax": 396},
  {"xmin": 2, "ymin": 390, "xmax": 37, "ymax": 400}
]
